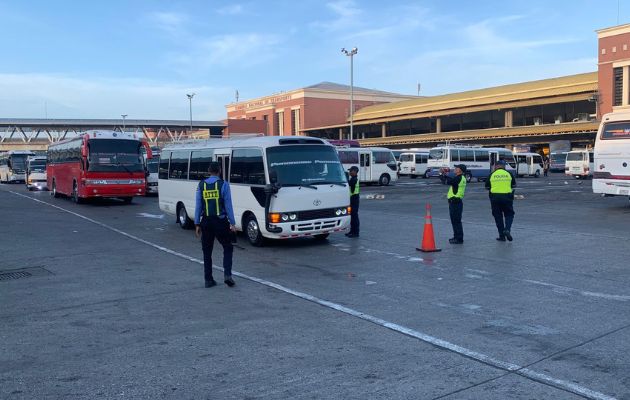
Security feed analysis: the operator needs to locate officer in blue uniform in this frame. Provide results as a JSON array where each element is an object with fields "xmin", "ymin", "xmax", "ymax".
[{"xmin": 194, "ymin": 162, "xmax": 237, "ymax": 288}]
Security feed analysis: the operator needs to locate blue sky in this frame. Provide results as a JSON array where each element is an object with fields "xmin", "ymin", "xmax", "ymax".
[{"xmin": 0, "ymin": 0, "xmax": 627, "ymax": 120}]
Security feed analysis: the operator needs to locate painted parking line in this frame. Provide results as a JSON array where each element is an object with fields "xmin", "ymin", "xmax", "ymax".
[{"xmin": 9, "ymin": 190, "xmax": 618, "ymax": 400}]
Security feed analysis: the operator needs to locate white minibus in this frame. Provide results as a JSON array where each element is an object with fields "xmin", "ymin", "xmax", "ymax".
[
  {"xmin": 26, "ymin": 156, "xmax": 48, "ymax": 190},
  {"xmin": 514, "ymin": 152, "xmax": 544, "ymax": 178},
  {"xmin": 159, "ymin": 136, "xmax": 351, "ymax": 246},
  {"xmin": 565, "ymin": 149, "xmax": 594, "ymax": 179},
  {"xmin": 399, "ymin": 151, "xmax": 431, "ymax": 178},
  {"xmin": 593, "ymin": 111, "xmax": 630, "ymax": 200},
  {"xmin": 0, "ymin": 150, "xmax": 36, "ymax": 183},
  {"xmin": 428, "ymin": 145, "xmax": 516, "ymax": 183},
  {"xmin": 337, "ymin": 147, "xmax": 398, "ymax": 185}
]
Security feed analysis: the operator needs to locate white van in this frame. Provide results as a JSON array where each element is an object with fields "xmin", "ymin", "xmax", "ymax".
[
  {"xmin": 26, "ymin": 156, "xmax": 48, "ymax": 190},
  {"xmin": 337, "ymin": 147, "xmax": 398, "ymax": 185},
  {"xmin": 514, "ymin": 152, "xmax": 544, "ymax": 178},
  {"xmin": 399, "ymin": 151, "xmax": 430, "ymax": 178},
  {"xmin": 593, "ymin": 111, "xmax": 630, "ymax": 199},
  {"xmin": 565, "ymin": 150, "xmax": 594, "ymax": 179},
  {"xmin": 159, "ymin": 136, "xmax": 350, "ymax": 246}
]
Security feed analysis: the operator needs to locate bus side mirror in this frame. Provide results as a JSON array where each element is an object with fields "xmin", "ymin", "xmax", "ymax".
[{"xmin": 269, "ymin": 170, "xmax": 278, "ymax": 185}]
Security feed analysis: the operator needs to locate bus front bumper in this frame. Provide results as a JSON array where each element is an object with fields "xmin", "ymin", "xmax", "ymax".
[
  {"xmin": 267, "ymin": 217, "xmax": 350, "ymax": 239},
  {"xmin": 593, "ymin": 179, "xmax": 630, "ymax": 196},
  {"xmin": 83, "ymin": 184, "xmax": 146, "ymax": 197}
]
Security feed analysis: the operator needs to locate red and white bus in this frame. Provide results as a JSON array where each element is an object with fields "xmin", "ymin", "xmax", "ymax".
[{"xmin": 47, "ymin": 130, "xmax": 151, "ymax": 203}]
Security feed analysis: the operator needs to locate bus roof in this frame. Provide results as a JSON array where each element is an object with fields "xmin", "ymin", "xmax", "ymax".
[
  {"xmin": 161, "ymin": 135, "xmax": 329, "ymax": 151},
  {"xmin": 48, "ymin": 130, "xmax": 143, "ymax": 148}
]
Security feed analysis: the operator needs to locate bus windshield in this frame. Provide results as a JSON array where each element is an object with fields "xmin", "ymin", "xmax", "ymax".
[
  {"xmin": 147, "ymin": 159, "xmax": 159, "ymax": 173},
  {"xmin": 566, "ymin": 152, "xmax": 584, "ymax": 161},
  {"xmin": 10, "ymin": 155, "xmax": 28, "ymax": 171},
  {"xmin": 87, "ymin": 139, "xmax": 144, "ymax": 172},
  {"xmin": 400, "ymin": 154, "xmax": 414, "ymax": 162},
  {"xmin": 267, "ymin": 145, "xmax": 346, "ymax": 185},
  {"xmin": 29, "ymin": 160, "xmax": 47, "ymax": 172},
  {"xmin": 429, "ymin": 149, "xmax": 445, "ymax": 160}
]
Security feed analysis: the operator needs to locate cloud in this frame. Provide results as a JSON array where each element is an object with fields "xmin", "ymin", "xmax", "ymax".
[
  {"xmin": 0, "ymin": 73, "xmax": 231, "ymax": 120},
  {"xmin": 217, "ymin": 4, "xmax": 244, "ymax": 15},
  {"xmin": 310, "ymin": 0, "xmax": 363, "ymax": 32},
  {"xmin": 147, "ymin": 11, "xmax": 189, "ymax": 36}
]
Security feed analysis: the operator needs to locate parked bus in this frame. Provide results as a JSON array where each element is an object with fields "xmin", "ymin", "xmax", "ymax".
[
  {"xmin": 565, "ymin": 149, "xmax": 594, "ymax": 179},
  {"xmin": 158, "ymin": 136, "xmax": 351, "ymax": 246},
  {"xmin": 0, "ymin": 150, "xmax": 36, "ymax": 183},
  {"xmin": 550, "ymin": 151, "xmax": 568, "ymax": 172},
  {"xmin": 514, "ymin": 152, "xmax": 544, "ymax": 178},
  {"xmin": 26, "ymin": 156, "xmax": 48, "ymax": 190},
  {"xmin": 144, "ymin": 147, "xmax": 160, "ymax": 195},
  {"xmin": 47, "ymin": 130, "xmax": 150, "ymax": 203},
  {"xmin": 593, "ymin": 111, "xmax": 630, "ymax": 200},
  {"xmin": 336, "ymin": 147, "xmax": 398, "ymax": 185},
  {"xmin": 428, "ymin": 145, "xmax": 516, "ymax": 183},
  {"xmin": 399, "ymin": 151, "xmax": 431, "ymax": 178}
]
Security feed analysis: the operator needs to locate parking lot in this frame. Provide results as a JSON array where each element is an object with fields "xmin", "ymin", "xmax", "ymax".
[{"xmin": 1, "ymin": 174, "xmax": 629, "ymax": 399}]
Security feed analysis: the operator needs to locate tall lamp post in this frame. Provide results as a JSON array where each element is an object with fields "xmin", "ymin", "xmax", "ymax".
[
  {"xmin": 186, "ymin": 93, "xmax": 196, "ymax": 135},
  {"xmin": 121, "ymin": 114, "xmax": 127, "ymax": 130},
  {"xmin": 341, "ymin": 47, "xmax": 358, "ymax": 140}
]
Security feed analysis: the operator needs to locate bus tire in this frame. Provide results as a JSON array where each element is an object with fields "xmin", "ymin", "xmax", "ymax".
[
  {"xmin": 177, "ymin": 203, "xmax": 193, "ymax": 230},
  {"xmin": 244, "ymin": 214, "xmax": 264, "ymax": 247},
  {"xmin": 314, "ymin": 233, "xmax": 330, "ymax": 241},
  {"xmin": 534, "ymin": 170, "xmax": 540, "ymax": 178},
  {"xmin": 72, "ymin": 181, "xmax": 84, "ymax": 204},
  {"xmin": 51, "ymin": 179, "xmax": 61, "ymax": 198},
  {"xmin": 378, "ymin": 174, "xmax": 391, "ymax": 186}
]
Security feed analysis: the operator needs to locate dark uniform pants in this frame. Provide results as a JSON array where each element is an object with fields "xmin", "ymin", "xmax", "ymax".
[
  {"xmin": 490, "ymin": 198, "xmax": 515, "ymax": 236},
  {"xmin": 448, "ymin": 199, "xmax": 463, "ymax": 241},
  {"xmin": 200, "ymin": 216, "xmax": 233, "ymax": 281},
  {"xmin": 350, "ymin": 195, "xmax": 360, "ymax": 234}
]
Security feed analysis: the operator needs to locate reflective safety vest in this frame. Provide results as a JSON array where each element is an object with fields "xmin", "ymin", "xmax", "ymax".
[
  {"xmin": 350, "ymin": 177, "xmax": 360, "ymax": 196},
  {"xmin": 489, "ymin": 169, "xmax": 513, "ymax": 194},
  {"xmin": 201, "ymin": 180, "xmax": 225, "ymax": 217},
  {"xmin": 447, "ymin": 175, "xmax": 466, "ymax": 199}
]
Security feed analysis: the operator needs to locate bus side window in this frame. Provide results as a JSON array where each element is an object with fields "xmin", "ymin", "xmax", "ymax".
[{"xmin": 159, "ymin": 151, "xmax": 170, "ymax": 179}]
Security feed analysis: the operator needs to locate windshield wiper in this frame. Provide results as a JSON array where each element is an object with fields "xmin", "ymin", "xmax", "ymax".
[
  {"xmin": 283, "ymin": 183, "xmax": 318, "ymax": 190},
  {"xmin": 315, "ymin": 181, "xmax": 346, "ymax": 187},
  {"xmin": 117, "ymin": 161, "xmax": 133, "ymax": 175}
]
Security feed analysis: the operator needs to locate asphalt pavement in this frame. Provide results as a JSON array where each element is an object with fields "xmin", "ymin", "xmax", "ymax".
[{"xmin": 1, "ymin": 174, "xmax": 629, "ymax": 399}]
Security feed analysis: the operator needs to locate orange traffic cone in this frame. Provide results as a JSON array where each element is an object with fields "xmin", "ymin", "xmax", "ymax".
[{"xmin": 417, "ymin": 204, "xmax": 441, "ymax": 252}]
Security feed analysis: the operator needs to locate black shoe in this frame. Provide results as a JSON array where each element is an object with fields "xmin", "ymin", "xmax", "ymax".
[
  {"xmin": 346, "ymin": 233, "xmax": 359, "ymax": 238},
  {"xmin": 224, "ymin": 277, "xmax": 235, "ymax": 287},
  {"xmin": 449, "ymin": 238, "xmax": 463, "ymax": 244},
  {"xmin": 496, "ymin": 236, "xmax": 506, "ymax": 242},
  {"xmin": 205, "ymin": 280, "xmax": 217, "ymax": 288},
  {"xmin": 504, "ymin": 230, "xmax": 513, "ymax": 242}
]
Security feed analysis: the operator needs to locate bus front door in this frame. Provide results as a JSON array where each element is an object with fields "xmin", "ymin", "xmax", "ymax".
[
  {"xmin": 216, "ymin": 155, "xmax": 230, "ymax": 180},
  {"xmin": 489, "ymin": 152, "xmax": 498, "ymax": 171},
  {"xmin": 360, "ymin": 152, "xmax": 371, "ymax": 182}
]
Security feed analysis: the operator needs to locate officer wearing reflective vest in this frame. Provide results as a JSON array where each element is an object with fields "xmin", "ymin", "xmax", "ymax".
[
  {"xmin": 346, "ymin": 166, "xmax": 360, "ymax": 238},
  {"xmin": 446, "ymin": 164, "xmax": 467, "ymax": 244},
  {"xmin": 194, "ymin": 162, "xmax": 237, "ymax": 288},
  {"xmin": 485, "ymin": 160, "xmax": 516, "ymax": 242}
]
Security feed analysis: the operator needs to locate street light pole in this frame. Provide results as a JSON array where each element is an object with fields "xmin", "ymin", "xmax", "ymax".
[
  {"xmin": 341, "ymin": 47, "xmax": 358, "ymax": 140},
  {"xmin": 186, "ymin": 93, "xmax": 196, "ymax": 134},
  {"xmin": 121, "ymin": 114, "xmax": 127, "ymax": 130}
]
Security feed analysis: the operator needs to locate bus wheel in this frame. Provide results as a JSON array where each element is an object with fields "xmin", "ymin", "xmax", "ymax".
[
  {"xmin": 378, "ymin": 174, "xmax": 391, "ymax": 186},
  {"xmin": 52, "ymin": 180, "xmax": 61, "ymax": 198},
  {"xmin": 245, "ymin": 214, "xmax": 264, "ymax": 247},
  {"xmin": 314, "ymin": 233, "xmax": 330, "ymax": 241},
  {"xmin": 534, "ymin": 170, "xmax": 540, "ymax": 178},
  {"xmin": 72, "ymin": 181, "xmax": 84, "ymax": 204},
  {"xmin": 177, "ymin": 204, "xmax": 193, "ymax": 229}
]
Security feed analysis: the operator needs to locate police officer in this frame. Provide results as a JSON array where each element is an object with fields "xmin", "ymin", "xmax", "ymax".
[
  {"xmin": 345, "ymin": 166, "xmax": 360, "ymax": 238},
  {"xmin": 485, "ymin": 160, "xmax": 516, "ymax": 241},
  {"xmin": 446, "ymin": 164, "xmax": 467, "ymax": 244},
  {"xmin": 194, "ymin": 162, "xmax": 237, "ymax": 287}
]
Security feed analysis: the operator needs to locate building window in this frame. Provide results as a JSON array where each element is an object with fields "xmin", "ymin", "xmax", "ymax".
[
  {"xmin": 276, "ymin": 111, "xmax": 284, "ymax": 135},
  {"xmin": 292, "ymin": 109, "xmax": 300, "ymax": 135},
  {"xmin": 614, "ymin": 67, "xmax": 623, "ymax": 106}
]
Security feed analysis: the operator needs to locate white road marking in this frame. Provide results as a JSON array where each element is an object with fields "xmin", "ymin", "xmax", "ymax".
[
  {"xmin": 9, "ymin": 190, "xmax": 618, "ymax": 400},
  {"xmin": 137, "ymin": 212, "xmax": 165, "ymax": 219},
  {"xmin": 525, "ymin": 279, "xmax": 630, "ymax": 302}
]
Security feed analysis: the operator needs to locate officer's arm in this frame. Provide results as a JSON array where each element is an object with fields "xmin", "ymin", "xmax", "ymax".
[
  {"xmin": 451, "ymin": 176, "xmax": 459, "ymax": 195},
  {"xmin": 511, "ymin": 173, "xmax": 517, "ymax": 188},
  {"xmin": 194, "ymin": 181, "xmax": 203, "ymax": 225},
  {"xmin": 484, "ymin": 173, "xmax": 491, "ymax": 190},
  {"xmin": 349, "ymin": 176, "xmax": 357, "ymax": 192},
  {"xmin": 222, "ymin": 183, "xmax": 236, "ymax": 226}
]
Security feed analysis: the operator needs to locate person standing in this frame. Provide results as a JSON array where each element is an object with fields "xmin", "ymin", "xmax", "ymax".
[
  {"xmin": 346, "ymin": 166, "xmax": 360, "ymax": 238},
  {"xmin": 194, "ymin": 162, "xmax": 237, "ymax": 288},
  {"xmin": 543, "ymin": 156, "xmax": 550, "ymax": 177},
  {"xmin": 446, "ymin": 164, "xmax": 467, "ymax": 244},
  {"xmin": 485, "ymin": 160, "xmax": 516, "ymax": 241}
]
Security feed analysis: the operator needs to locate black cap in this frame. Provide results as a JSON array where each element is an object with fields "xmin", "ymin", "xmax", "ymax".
[
  {"xmin": 349, "ymin": 166, "xmax": 359, "ymax": 172},
  {"xmin": 496, "ymin": 160, "xmax": 507, "ymax": 167},
  {"xmin": 454, "ymin": 164, "xmax": 467, "ymax": 173}
]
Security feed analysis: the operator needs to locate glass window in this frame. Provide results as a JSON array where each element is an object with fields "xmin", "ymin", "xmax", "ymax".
[
  {"xmin": 189, "ymin": 150, "xmax": 214, "ymax": 181},
  {"xmin": 338, "ymin": 150, "xmax": 359, "ymax": 164},
  {"xmin": 374, "ymin": 151, "xmax": 394, "ymax": 164},
  {"xmin": 601, "ymin": 122, "xmax": 630, "ymax": 140},
  {"xmin": 168, "ymin": 151, "xmax": 190, "ymax": 180},
  {"xmin": 159, "ymin": 152, "xmax": 170, "ymax": 179},
  {"xmin": 460, "ymin": 150, "xmax": 474, "ymax": 162},
  {"xmin": 474, "ymin": 150, "xmax": 489, "ymax": 162},
  {"xmin": 450, "ymin": 150, "xmax": 460, "ymax": 162},
  {"xmin": 230, "ymin": 148, "xmax": 265, "ymax": 185},
  {"xmin": 400, "ymin": 154, "xmax": 414, "ymax": 162},
  {"xmin": 614, "ymin": 67, "xmax": 623, "ymax": 107},
  {"xmin": 267, "ymin": 145, "xmax": 346, "ymax": 186},
  {"xmin": 589, "ymin": 152, "xmax": 594, "ymax": 163},
  {"xmin": 429, "ymin": 149, "xmax": 445, "ymax": 160},
  {"xmin": 87, "ymin": 139, "xmax": 144, "ymax": 172},
  {"xmin": 566, "ymin": 152, "xmax": 583, "ymax": 161}
]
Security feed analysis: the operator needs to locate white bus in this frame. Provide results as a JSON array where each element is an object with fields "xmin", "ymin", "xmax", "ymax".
[
  {"xmin": 514, "ymin": 152, "xmax": 544, "ymax": 178},
  {"xmin": 26, "ymin": 156, "xmax": 48, "ymax": 190},
  {"xmin": 0, "ymin": 150, "xmax": 36, "ymax": 183},
  {"xmin": 565, "ymin": 149, "xmax": 594, "ymax": 179},
  {"xmin": 336, "ymin": 147, "xmax": 398, "ymax": 185},
  {"xmin": 593, "ymin": 111, "xmax": 630, "ymax": 200},
  {"xmin": 428, "ymin": 145, "xmax": 516, "ymax": 183},
  {"xmin": 399, "ymin": 151, "xmax": 431, "ymax": 178},
  {"xmin": 158, "ymin": 136, "xmax": 351, "ymax": 246}
]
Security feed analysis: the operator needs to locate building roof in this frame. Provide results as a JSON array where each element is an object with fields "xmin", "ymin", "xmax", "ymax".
[
  {"xmin": 304, "ymin": 82, "xmax": 410, "ymax": 97},
  {"xmin": 351, "ymin": 72, "xmax": 598, "ymax": 123}
]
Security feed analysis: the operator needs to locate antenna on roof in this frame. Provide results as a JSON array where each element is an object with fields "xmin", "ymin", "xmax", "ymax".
[
  {"xmin": 417, "ymin": 83, "xmax": 421, "ymax": 96},
  {"xmin": 235, "ymin": 90, "xmax": 239, "ymax": 102}
]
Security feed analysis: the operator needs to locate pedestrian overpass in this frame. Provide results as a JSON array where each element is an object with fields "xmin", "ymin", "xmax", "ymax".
[{"xmin": 0, "ymin": 118, "xmax": 226, "ymax": 151}]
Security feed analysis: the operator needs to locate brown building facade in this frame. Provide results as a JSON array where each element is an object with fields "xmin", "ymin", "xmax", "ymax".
[
  {"xmin": 597, "ymin": 23, "xmax": 630, "ymax": 117},
  {"xmin": 225, "ymin": 82, "xmax": 416, "ymax": 136}
]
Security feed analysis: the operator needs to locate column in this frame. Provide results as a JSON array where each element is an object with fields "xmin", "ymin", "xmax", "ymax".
[
  {"xmin": 624, "ymin": 66, "xmax": 630, "ymax": 106},
  {"xmin": 381, "ymin": 124, "xmax": 386, "ymax": 138},
  {"xmin": 504, "ymin": 110, "xmax": 513, "ymax": 128},
  {"xmin": 436, "ymin": 118, "xmax": 442, "ymax": 133}
]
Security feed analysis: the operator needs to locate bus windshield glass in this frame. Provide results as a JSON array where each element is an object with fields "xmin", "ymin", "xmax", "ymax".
[
  {"xmin": 601, "ymin": 122, "xmax": 630, "ymax": 140},
  {"xmin": 87, "ymin": 139, "xmax": 144, "ymax": 172},
  {"xmin": 566, "ymin": 152, "xmax": 584, "ymax": 161},
  {"xmin": 429, "ymin": 149, "xmax": 445, "ymax": 160},
  {"xmin": 147, "ymin": 159, "xmax": 159, "ymax": 173},
  {"xmin": 29, "ymin": 160, "xmax": 46, "ymax": 172},
  {"xmin": 400, "ymin": 154, "xmax": 414, "ymax": 162},
  {"xmin": 10, "ymin": 155, "xmax": 28, "ymax": 170},
  {"xmin": 267, "ymin": 145, "xmax": 346, "ymax": 185}
]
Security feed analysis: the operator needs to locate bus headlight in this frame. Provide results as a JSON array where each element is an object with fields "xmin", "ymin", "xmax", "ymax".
[
  {"xmin": 335, "ymin": 209, "xmax": 342, "ymax": 216},
  {"xmin": 342, "ymin": 207, "xmax": 348, "ymax": 215},
  {"xmin": 289, "ymin": 213, "xmax": 297, "ymax": 221},
  {"xmin": 281, "ymin": 213, "xmax": 289, "ymax": 222}
]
